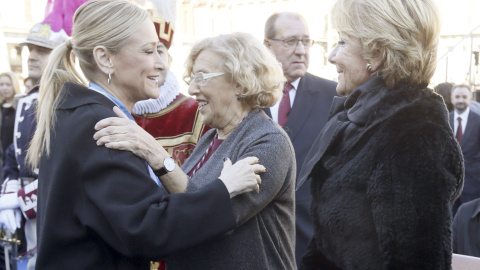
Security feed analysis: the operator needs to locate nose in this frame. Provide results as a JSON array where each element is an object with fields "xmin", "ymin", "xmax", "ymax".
[
  {"xmin": 28, "ymin": 48, "xmax": 39, "ymax": 62},
  {"xmin": 294, "ymin": 41, "xmax": 306, "ymax": 55},
  {"xmin": 188, "ymin": 80, "xmax": 199, "ymax": 96},
  {"xmin": 328, "ymin": 46, "xmax": 338, "ymax": 65},
  {"xmin": 154, "ymin": 51, "xmax": 166, "ymax": 71}
]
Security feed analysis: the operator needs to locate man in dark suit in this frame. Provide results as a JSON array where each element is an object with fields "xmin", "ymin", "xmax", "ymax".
[
  {"xmin": 450, "ymin": 84, "xmax": 480, "ymax": 215},
  {"xmin": 263, "ymin": 12, "xmax": 338, "ymax": 266}
]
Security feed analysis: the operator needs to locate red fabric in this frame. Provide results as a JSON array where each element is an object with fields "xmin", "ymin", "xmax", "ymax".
[
  {"xmin": 153, "ymin": 19, "xmax": 174, "ymax": 49},
  {"xmin": 187, "ymin": 136, "xmax": 223, "ymax": 177},
  {"xmin": 18, "ymin": 180, "xmax": 38, "ymax": 220},
  {"xmin": 278, "ymin": 83, "xmax": 293, "ymax": 126},
  {"xmin": 456, "ymin": 117, "xmax": 463, "ymax": 143},
  {"xmin": 133, "ymin": 94, "xmax": 211, "ymax": 166}
]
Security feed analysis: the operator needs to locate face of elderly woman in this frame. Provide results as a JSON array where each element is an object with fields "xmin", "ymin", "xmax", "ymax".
[
  {"xmin": 328, "ymin": 35, "xmax": 371, "ymax": 96},
  {"xmin": 110, "ymin": 19, "xmax": 167, "ymax": 105},
  {"xmin": 188, "ymin": 49, "xmax": 242, "ymax": 132}
]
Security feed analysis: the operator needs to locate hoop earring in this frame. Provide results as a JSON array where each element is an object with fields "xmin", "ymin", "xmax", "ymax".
[
  {"xmin": 107, "ymin": 72, "xmax": 112, "ymax": 85},
  {"xmin": 366, "ymin": 63, "xmax": 372, "ymax": 72}
]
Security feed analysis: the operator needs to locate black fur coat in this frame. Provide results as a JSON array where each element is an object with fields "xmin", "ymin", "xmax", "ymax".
[{"xmin": 299, "ymin": 76, "xmax": 464, "ymax": 270}]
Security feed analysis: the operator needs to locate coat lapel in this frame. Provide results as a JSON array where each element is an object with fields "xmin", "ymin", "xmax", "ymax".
[
  {"xmin": 284, "ymin": 76, "xmax": 315, "ymax": 141},
  {"xmin": 461, "ymin": 111, "xmax": 477, "ymax": 147},
  {"xmin": 449, "ymin": 112, "xmax": 454, "ymax": 130}
]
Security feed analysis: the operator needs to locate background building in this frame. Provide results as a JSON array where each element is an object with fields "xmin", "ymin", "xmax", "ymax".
[
  {"xmin": 0, "ymin": 0, "xmax": 48, "ymax": 82},
  {"xmin": 1, "ymin": 0, "xmax": 479, "ymax": 94}
]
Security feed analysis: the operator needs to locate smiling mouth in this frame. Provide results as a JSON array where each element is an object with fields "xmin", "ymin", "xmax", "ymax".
[
  {"xmin": 147, "ymin": 76, "xmax": 159, "ymax": 84},
  {"xmin": 198, "ymin": 101, "xmax": 209, "ymax": 110}
]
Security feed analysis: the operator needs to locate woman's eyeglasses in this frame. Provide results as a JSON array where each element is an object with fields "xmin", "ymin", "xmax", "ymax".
[{"xmin": 188, "ymin": 72, "xmax": 224, "ymax": 86}]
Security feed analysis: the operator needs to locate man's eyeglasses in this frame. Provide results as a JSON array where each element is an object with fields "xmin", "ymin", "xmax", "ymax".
[
  {"xmin": 269, "ymin": 38, "xmax": 314, "ymax": 48},
  {"xmin": 188, "ymin": 72, "xmax": 224, "ymax": 86}
]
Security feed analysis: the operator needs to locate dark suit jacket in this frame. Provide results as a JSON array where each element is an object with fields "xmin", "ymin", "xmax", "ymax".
[
  {"xmin": 36, "ymin": 83, "xmax": 236, "ymax": 269},
  {"xmin": 264, "ymin": 72, "xmax": 337, "ymax": 264},
  {"xmin": 450, "ymin": 109, "xmax": 480, "ymax": 204},
  {"xmin": 453, "ymin": 198, "xmax": 480, "ymax": 257}
]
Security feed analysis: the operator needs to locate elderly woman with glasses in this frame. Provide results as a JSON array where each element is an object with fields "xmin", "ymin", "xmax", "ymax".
[{"xmin": 94, "ymin": 32, "xmax": 296, "ymax": 269}]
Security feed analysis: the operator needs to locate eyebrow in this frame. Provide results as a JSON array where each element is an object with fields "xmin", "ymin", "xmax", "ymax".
[{"xmin": 141, "ymin": 42, "xmax": 158, "ymax": 48}]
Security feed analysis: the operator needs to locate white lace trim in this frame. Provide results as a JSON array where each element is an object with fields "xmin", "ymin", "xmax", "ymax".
[{"xmin": 132, "ymin": 70, "xmax": 180, "ymax": 115}]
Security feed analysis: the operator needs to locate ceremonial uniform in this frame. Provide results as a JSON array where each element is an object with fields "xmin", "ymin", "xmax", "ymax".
[
  {"xmin": 3, "ymin": 87, "xmax": 40, "ymax": 269},
  {"xmin": 132, "ymin": 71, "xmax": 209, "ymax": 166}
]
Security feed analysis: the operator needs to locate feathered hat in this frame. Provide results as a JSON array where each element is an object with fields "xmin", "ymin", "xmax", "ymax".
[{"xmin": 20, "ymin": 0, "xmax": 89, "ymax": 49}]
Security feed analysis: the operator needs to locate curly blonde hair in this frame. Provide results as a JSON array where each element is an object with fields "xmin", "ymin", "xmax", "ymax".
[{"xmin": 184, "ymin": 32, "xmax": 285, "ymax": 109}]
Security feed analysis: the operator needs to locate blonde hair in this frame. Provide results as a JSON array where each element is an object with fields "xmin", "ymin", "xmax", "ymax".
[
  {"xmin": 0, "ymin": 72, "xmax": 21, "ymax": 105},
  {"xmin": 331, "ymin": 0, "xmax": 441, "ymax": 88},
  {"xmin": 184, "ymin": 32, "xmax": 285, "ymax": 109},
  {"xmin": 27, "ymin": 0, "xmax": 150, "ymax": 168}
]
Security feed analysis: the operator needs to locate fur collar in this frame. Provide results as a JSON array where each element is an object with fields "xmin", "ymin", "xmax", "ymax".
[{"xmin": 332, "ymin": 76, "xmax": 437, "ymax": 127}]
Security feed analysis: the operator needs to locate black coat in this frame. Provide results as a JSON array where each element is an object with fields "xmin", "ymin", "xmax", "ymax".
[
  {"xmin": 36, "ymin": 83, "xmax": 236, "ymax": 269},
  {"xmin": 299, "ymin": 76, "xmax": 463, "ymax": 269}
]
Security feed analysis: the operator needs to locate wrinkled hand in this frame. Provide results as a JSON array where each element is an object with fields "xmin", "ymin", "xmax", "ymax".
[
  {"xmin": 219, "ymin": 157, "xmax": 266, "ymax": 198},
  {"xmin": 0, "ymin": 209, "xmax": 21, "ymax": 234},
  {"xmin": 93, "ymin": 106, "xmax": 167, "ymax": 169}
]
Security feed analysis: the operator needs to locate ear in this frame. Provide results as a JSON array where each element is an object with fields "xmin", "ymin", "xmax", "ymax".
[
  {"xmin": 369, "ymin": 49, "xmax": 384, "ymax": 73},
  {"xmin": 92, "ymin": 46, "xmax": 113, "ymax": 75}
]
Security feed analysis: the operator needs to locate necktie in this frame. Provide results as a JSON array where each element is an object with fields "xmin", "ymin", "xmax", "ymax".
[
  {"xmin": 456, "ymin": 117, "xmax": 463, "ymax": 143},
  {"xmin": 278, "ymin": 83, "xmax": 293, "ymax": 127}
]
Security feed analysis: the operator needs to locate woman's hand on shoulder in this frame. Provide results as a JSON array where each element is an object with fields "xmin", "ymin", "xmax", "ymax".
[
  {"xmin": 219, "ymin": 157, "xmax": 266, "ymax": 198},
  {"xmin": 93, "ymin": 106, "xmax": 167, "ymax": 169}
]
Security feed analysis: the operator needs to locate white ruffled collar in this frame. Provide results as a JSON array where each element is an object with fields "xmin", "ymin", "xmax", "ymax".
[{"xmin": 132, "ymin": 70, "xmax": 180, "ymax": 115}]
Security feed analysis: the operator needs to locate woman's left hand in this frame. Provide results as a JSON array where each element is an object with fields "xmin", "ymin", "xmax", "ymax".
[{"xmin": 93, "ymin": 106, "xmax": 168, "ymax": 169}]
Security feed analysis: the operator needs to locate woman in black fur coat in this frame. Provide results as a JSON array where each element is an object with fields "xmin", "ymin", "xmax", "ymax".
[{"xmin": 298, "ymin": 0, "xmax": 464, "ymax": 269}]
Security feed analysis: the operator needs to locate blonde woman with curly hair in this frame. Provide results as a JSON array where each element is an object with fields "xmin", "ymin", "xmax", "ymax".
[
  {"xmin": 298, "ymin": 0, "xmax": 463, "ymax": 269},
  {"xmin": 94, "ymin": 32, "xmax": 296, "ymax": 269}
]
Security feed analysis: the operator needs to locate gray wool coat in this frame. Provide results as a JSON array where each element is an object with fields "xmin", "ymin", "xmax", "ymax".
[{"xmin": 166, "ymin": 108, "xmax": 296, "ymax": 270}]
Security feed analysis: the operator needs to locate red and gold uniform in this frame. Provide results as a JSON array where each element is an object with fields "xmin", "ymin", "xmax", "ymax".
[{"xmin": 133, "ymin": 92, "xmax": 209, "ymax": 166}]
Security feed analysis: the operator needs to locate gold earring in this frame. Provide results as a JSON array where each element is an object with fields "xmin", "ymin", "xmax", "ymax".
[{"xmin": 366, "ymin": 63, "xmax": 372, "ymax": 72}]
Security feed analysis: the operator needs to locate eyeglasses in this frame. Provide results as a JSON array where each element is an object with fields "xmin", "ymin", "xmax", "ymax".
[
  {"xmin": 188, "ymin": 72, "xmax": 224, "ymax": 86},
  {"xmin": 269, "ymin": 37, "xmax": 314, "ymax": 48}
]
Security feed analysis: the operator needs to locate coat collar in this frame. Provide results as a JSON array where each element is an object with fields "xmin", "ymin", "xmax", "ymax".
[
  {"xmin": 57, "ymin": 82, "xmax": 115, "ymax": 110},
  {"xmin": 297, "ymin": 77, "xmax": 437, "ymax": 189},
  {"xmin": 326, "ymin": 76, "xmax": 385, "ymax": 123}
]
